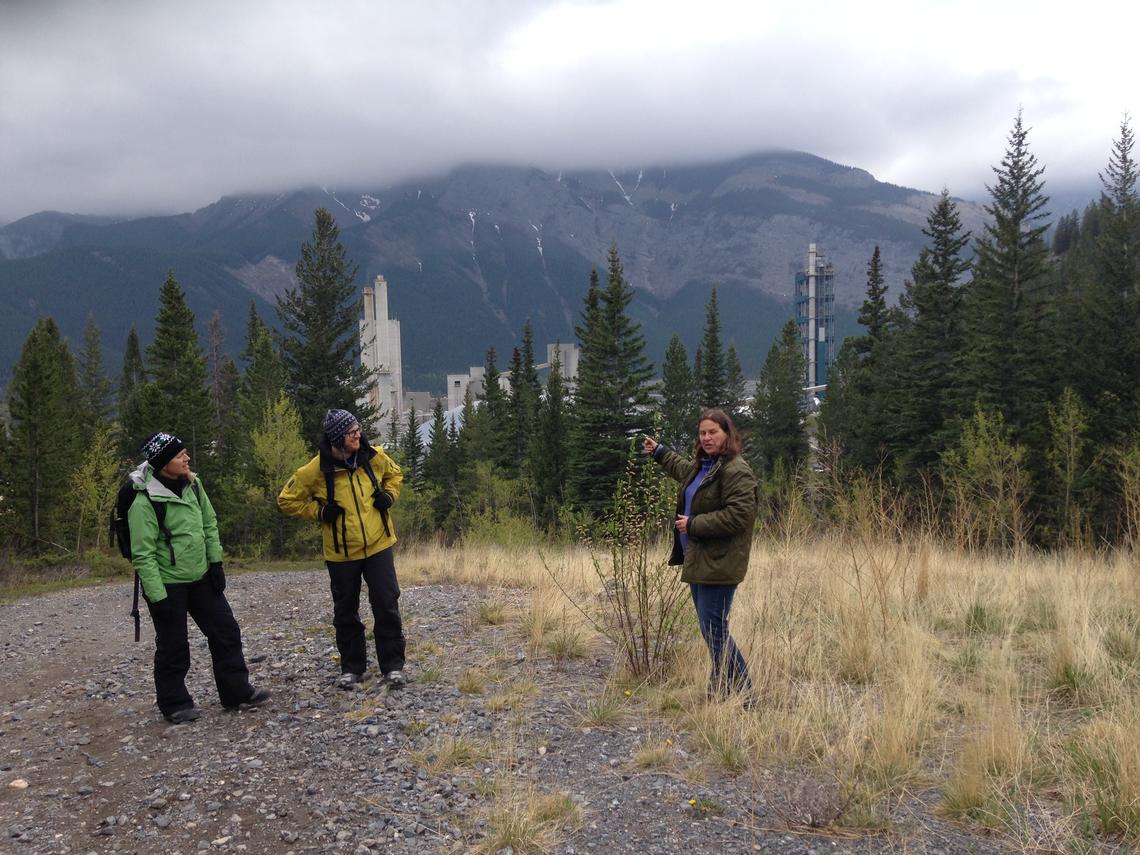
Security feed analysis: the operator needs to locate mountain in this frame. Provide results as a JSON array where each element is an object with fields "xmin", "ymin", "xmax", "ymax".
[{"xmin": 0, "ymin": 150, "xmax": 989, "ymax": 391}]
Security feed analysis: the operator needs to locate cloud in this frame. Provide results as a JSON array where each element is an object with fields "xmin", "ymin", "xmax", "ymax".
[{"xmin": 0, "ymin": 0, "xmax": 1133, "ymax": 222}]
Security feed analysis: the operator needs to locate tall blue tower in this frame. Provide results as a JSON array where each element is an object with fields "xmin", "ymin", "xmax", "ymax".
[{"xmin": 794, "ymin": 243, "xmax": 835, "ymax": 399}]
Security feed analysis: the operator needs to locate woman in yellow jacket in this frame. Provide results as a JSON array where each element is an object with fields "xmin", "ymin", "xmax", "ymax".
[{"xmin": 278, "ymin": 409, "xmax": 406, "ymax": 689}]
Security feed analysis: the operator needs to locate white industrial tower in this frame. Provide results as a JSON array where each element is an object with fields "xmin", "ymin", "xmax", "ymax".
[{"xmin": 360, "ymin": 275, "xmax": 404, "ymax": 419}]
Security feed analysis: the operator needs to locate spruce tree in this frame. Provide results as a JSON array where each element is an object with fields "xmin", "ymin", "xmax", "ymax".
[
  {"xmin": 892, "ymin": 190, "xmax": 972, "ymax": 478},
  {"xmin": 76, "ymin": 314, "xmax": 114, "ymax": 427},
  {"xmin": 117, "ymin": 326, "xmax": 147, "ymax": 458},
  {"xmin": 401, "ymin": 406, "xmax": 424, "ymax": 485},
  {"xmin": 506, "ymin": 345, "xmax": 537, "ymax": 472},
  {"xmin": 240, "ymin": 305, "xmax": 287, "ymax": 437},
  {"xmin": 696, "ymin": 286, "xmax": 727, "ymax": 410},
  {"xmin": 144, "ymin": 271, "xmax": 215, "ymax": 472},
  {"xmin": 725, "ymin": 342, "xmax": 748, "ymax": 421},
  {"xmin": 749, "ymin": 319, "xmax": 808, "ymax": 480},
  {"xmin": 659, "ymin": 334, "xmax": 696, "ymax": 449},
  {"xmin": 858, "ymin": 246, "xmax": 889, "ymax": 346},
  {"xmin": 566, "ymin": 246, "xmax": 654, "ymax": 514},
  {"xmin": 958, "ymin": 110, "xmax": 1052, "ymax": 444},
  {"xmin": 529, "ymin": 348, "xmax": 569, "ymax": 525},
  {"xmin": 6, "ymin": 318, "xmax": 82, "ymax": 551},
  {"xmin": 277, "ymin": 208, "xmax": 376, "ymax": 445}
]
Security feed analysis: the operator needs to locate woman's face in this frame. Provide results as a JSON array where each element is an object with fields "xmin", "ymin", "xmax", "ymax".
[
  {"xmin": 160, "ymin": 449, "xmax": 191, "ymax": 479},
  {"xmin": 698, "ymin": 419, "xmax": 727, "ymax": 456},
  {"xmin": 341, "ymin": 424, "xmax": 362, "ymax": 455}
]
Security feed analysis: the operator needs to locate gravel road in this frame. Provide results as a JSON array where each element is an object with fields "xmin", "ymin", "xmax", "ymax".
[{"xmin": 0, "ymin": 569, "xmax": 1014, "ymax": 854}]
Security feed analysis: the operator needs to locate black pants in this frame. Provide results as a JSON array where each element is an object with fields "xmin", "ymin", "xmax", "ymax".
[
  {"xmin": 147, "ymin": 576, "xmax": 253, "ymax": 716},
  {"xmin": 327, "ymin": 547, "xmax": 405, "ymax": 676}
]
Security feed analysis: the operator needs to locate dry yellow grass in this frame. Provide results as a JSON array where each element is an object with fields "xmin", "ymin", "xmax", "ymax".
[{"xmin": 398, "ymin": 536, "xmax": 1140, "ymax": 844}]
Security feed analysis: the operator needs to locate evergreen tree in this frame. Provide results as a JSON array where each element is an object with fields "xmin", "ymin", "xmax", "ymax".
[
  {"xmin": 725, "ymin": 342, "xmax": 748, "ymax": 422},
  {"xmin": 659, "ymin": 334, "xmax": 697, "ymax": 449},
  {"xmin": 506, "ymin": 345, "xmax": 538, "ymax": 472},
  {"xmin": 277, "ymin": 208, "xmax": 376, "ymax": 445},
  {"xmin": 144, "ymin": 272, "xmax": 215, "ymax": 472},
  {"xmin": 892, "ymin": 190, "xmax": 972, "ymax": 478},
  {"xmin": 401, "ymin": 406, "xmax": 424, "ymax": 485},
  {"xmin": 239, "ymin": 305, "xmax": 286, "ymax": 439},
  {"xmin": 696, "ymin": 286, "xmax": 727, "ymax": 410},
  {"xmin": 817, "ymin": 246, "xmax": 901, "ymax": 471},
  {"xmin": 76, "ymin": 314, "xmax": 114, "ymax": 427},
  {"xmin": 566, "ymin": 246, "xmax": 654, "ymax": 514},
  {"xmin": 469, "ymin": 346, "xmax": 511, "ymax": 468},
  {"xmin": 529, "ymin": 348, "xmax": 569, "ymax": 525},
  {"xmin": 423, "ymin": 399, "xmax": 451, "ymax": 490},
  {"xmin": 857, "ymin": 245, "xmax": 889, "ymax": 345},
  {"xmin": 117, "ymin": 326, "xmax": 147, "ymax": 458},
  {"xmin": 749, "ymin": 319, "xmax": 808, "ymax": 479},
  {"xmin": 6, "ymin": 318, "xmax": 82, "ymax": 551},
  {"xmin": 958, "ymin": 110, "xmax": 1052, "ymax": 446}
]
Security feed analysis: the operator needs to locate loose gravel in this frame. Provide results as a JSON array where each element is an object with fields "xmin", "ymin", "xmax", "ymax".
[{"xmin": 0, "ymin": 569, "xmax": 1016, "ymax": 854}]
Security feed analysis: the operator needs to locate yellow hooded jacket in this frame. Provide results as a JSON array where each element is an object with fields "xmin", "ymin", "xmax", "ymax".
[{"xmin": 278, "ymin": 442, "xmax": 403, "ymax": 561}]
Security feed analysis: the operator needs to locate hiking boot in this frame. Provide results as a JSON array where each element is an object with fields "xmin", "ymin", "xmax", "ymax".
[
  {"xmin": 384, "ymin": 670, "xmax": 406, "ymax": 689},
  {"xmin": 223, "ymin": 686, "xmax": 272, "ymax": 711},
  {"xmin": 336, "ymin": 672, "xmax": 363, "ymax": 690},
  {"xmin": 164, "ymin": 706, "xmax": 201, "ymax": 724}
]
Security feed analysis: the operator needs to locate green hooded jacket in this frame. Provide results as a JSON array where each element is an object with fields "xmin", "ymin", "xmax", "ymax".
[
  {"xmin": 654, "ymin": 447, "xmax": 758, "ymax": 585},
  {"xmin": 127, "ymin": 462, "xmax": 223, "ymax": 603}
]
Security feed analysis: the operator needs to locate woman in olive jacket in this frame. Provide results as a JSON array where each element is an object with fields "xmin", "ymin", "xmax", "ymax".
[{"xmin": 644, "ymin": 408, "xmax": 757, "ymax": 699}]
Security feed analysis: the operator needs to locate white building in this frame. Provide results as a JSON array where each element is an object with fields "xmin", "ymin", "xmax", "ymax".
[{"xmin": 360, "ymin": 275, "xmax": 403, "ymax": 420}]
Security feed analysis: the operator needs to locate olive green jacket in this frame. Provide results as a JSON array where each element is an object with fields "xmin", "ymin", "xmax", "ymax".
[{"xmin": 654, "ymin": 447, "xmax": 758, "ymax": 585}]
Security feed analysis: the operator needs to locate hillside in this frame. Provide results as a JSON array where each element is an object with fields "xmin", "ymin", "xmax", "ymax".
[{"xmin": 0, "ymin": 151, "xmax": 987, "ymax": 390}]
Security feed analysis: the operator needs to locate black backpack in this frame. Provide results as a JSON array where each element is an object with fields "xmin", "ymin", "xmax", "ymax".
[{"xmin": 109, "ymin": 478, "xmax": 199, "ymax": 642}]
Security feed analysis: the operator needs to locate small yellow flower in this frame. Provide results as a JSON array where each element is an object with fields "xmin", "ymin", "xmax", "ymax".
[
  {"xmin": 623, "ymin": 690, "xmax": 631, "ymax": 697},
  {"xmin": 688, "ymin": 799, "xmax": 696, "ymax": 806},
  {"xmin": 666, "ymin": 738, "xmax": 672, "ymax": 745}
]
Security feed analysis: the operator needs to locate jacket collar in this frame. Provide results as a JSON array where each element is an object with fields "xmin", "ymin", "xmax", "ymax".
[{"xmin": 318, "ymin": 434, "xmax": 377, "ymax": 473}]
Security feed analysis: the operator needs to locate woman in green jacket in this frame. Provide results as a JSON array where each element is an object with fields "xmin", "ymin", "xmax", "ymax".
[
  {"xmin": 644, "ymin": 408, "xmax": 757, "ymax": 699},
  {"xmin": 130, "ymin": 432, "xmax": 269, "ymax": 723}
]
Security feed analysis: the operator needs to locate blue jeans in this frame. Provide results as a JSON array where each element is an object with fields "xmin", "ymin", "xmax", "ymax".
[{"xmin": 690, "ymin": 583, "xmax": 751, "ymax": 695}]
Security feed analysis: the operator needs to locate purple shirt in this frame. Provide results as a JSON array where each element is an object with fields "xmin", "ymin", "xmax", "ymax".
[{"xmin": 680, "ymin": 456, "xmax": 714, "ymax": 554}]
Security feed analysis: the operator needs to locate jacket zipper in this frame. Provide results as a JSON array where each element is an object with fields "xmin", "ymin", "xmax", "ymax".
[{"xmin": 348, "ymin": 469, "xmax": 371, "ymax": 553}]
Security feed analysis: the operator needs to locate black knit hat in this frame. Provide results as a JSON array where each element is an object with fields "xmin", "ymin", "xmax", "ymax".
[
  {"xmin": 141, "ymin": 431, "xmax": 186, "ymax": 472},
  {"xmin": 323, "ymin": 408, "xmax": 359, "ymax": 449}
]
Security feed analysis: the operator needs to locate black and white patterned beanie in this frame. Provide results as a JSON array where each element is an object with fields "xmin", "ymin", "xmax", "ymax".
[
  {"xmin": 323, "ymin": 409, "xmax": 358, "ymax": 449},
  {"xmin": 141, "ymin": 431, "xmax": 186, "ymax": 471}
]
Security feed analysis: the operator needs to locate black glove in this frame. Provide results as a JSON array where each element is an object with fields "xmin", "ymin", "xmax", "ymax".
[
  {"xmin": 207, "ymin": 561, "xmax": 226, "ymax": 594},
  {"xmin": 320, "ymin": 502, "xmax": 345, "ymax": 524},
  {"xmin": 149, "ymin": 596, "xmax": 176, "ymax": 622},
  {"xmin": 372, "ymin": 489, "xmax": 394, "ymax": 511}
]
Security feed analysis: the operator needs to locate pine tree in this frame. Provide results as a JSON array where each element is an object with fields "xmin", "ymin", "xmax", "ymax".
[
  {"xmin": 857, "ymin": 245, "xmax": 889, "ymax": 346},
  {"xmin": 529, "ymin": 348, "xmax": 569, "ymax": 525},
  {"xmin": 659, "ymin": 334, "xmax": 697, "ymax": 450},
  {"xmin": 566, "ymin": 246, "xmax": 654, "ymax": 514},
  {"xmin": 240, "ymin": 304, "xmax": 287, "ymax": 439},
  {"xmin": 506, "ymin": 345, "xmax": 537, "ymax": 472},
  {"xmin": 277, "ymin": 208, "xmax": 376, "ymax": 445},
  {"xmin": 401, "ymin": 406, "xmax": 424, "ymax": 485},
  {"xmin": 423, "ymin": 399, "xmax": 451, "ymax": 489},
  {"xmin": 892, "ymin": 190, "xmax": 972, "ymax": 478},
  {"xmin": 696, "ymin": 286, "xmax": 727, "ymax": 410},
  {"xmin": 958, "ymin": 110, "xmax": 1052, "ymax": 445},
  {"xmin": 725, "ymin": 342, "xmax": 748, "ymax": 422},
  {"xmin": 76, "ymin": 314, "xmax": 114, "ymax": 427},
  {"xmin": 6, "ymin": 318, "xmax": 82, "ymax": 551},
  {"xmin": 144, "ymin": 272, "xmax": 215, "ymax": 472},
  {"xmin": 749, "ymin": 319, "xmax": 808, "ymax": 479},
  {"xmin": 117, "ymin": 326, "xmax": 147, "ymax": 458},
  {"xmin": 466, "ymin": 347, "xmax": 510, "ymax": 469}
]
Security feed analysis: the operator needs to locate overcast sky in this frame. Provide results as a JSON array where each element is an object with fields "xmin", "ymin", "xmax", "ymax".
[{"xmin": 1, "ymin": 0, "xmax": 1134, "ymax": 224}]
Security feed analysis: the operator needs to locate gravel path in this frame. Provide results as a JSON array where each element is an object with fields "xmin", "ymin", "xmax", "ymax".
[{"xmin": 0, "ymin": 569, "xmax": 1014, "ymax": 854}]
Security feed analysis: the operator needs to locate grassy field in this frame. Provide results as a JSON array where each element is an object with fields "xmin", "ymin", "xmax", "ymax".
[
  {"xmin": 6, "ymin": 534, "xmax": 1139, "ymax": 851},
  {"xmin": 399, "ymin": 535, "xmax": 1140, "ymax": 851}
]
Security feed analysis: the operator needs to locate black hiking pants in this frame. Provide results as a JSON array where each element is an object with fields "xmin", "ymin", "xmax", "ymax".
[
  {"xmin": 147, "ymin": 576, "xmax": 253, "ymax": 716},
  {"xmin": 327, "ymin": 546, "xmax": 405, "ymax": 677}
]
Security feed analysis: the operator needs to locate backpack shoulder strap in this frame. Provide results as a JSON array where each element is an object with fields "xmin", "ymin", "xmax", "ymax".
[{"xmin": 362, "ymin": 459, "xmax": 380, "ymax": 491}]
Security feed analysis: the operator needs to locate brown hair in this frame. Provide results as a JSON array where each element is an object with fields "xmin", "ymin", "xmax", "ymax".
[{"xmin": 695, "ymin": 408, "xmax": 742, "ymax": 459}]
